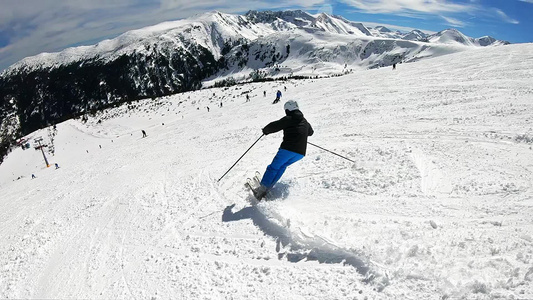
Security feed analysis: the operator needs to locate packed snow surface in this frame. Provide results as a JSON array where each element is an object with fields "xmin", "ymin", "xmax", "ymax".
[{"xmin": 1, "ymin": 44, "xmax": 533, "ymax": 299}]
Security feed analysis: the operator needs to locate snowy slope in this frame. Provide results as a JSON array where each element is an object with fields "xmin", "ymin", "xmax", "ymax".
[
  {"xmin": 311, "ymin": 13, "xmax": 370, "ymax": 37},
  {"xmin": 1, "ymin": 44, "xmax": 532, "ymax": 299}
]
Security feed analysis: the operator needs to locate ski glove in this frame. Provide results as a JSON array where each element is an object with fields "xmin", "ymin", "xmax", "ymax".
[{"xmin": 262, "ymin": 127, "xmax": 269, "ymax": 135}]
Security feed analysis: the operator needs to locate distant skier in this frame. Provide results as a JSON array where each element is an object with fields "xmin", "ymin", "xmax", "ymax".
[
  {"xmin": 246, "ymin": 94, "xmax": 250, "ymax": 102},
  {"xmin": 392, "ymin": 63, "xmax": 396, "ymax": 70},
  {"xmin": 252, "ymin": 100, "xmax": 314, "ymax": 200},
  {"xmin": 142, "ymin": 130, "xmax": 147, "ymax": 138},
  {"xmin": 55, "ymin": 163, "xmax": 60, "ymax": 169},
  {"xmin": 207, "ymin": 106, "xmax": 210, "ymax": 112},
  {"xmin": 263, "ymin": 91, "xmax": 267, "ymax": 97},
  {"xmin": 32, "ymin": 174, "xmax": 36, "ymax": 179},
  {"xmin": 273, "ymin": 90, "xmax": 282, "ymax": 104}
]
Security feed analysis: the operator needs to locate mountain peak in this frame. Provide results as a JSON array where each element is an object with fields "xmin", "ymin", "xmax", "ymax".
[
  {"xmin": 316, "ymin": 12, "xmax": 331, "ymax": 19},
  {"xmin": 428, "ymin": 28, "xmax": 474, "ymax": 46},
  {"xmin": 375, "ymin": 26, "xmax": 392, "ymax": 33},
  {"xmin": 427, "ymin": 28, "xmax": 508, "ymax": 47},
  {"xmin": 475, "ymin": 35, "xmax": 510, "ymax": 46}
]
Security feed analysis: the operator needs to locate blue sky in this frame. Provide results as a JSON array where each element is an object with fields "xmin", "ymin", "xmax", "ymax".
[{"xmin": 0, "ymin": 0, "xmax": 531, "ymax": 71}]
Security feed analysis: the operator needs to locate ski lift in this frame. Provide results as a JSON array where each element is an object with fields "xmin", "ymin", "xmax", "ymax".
[
  {"xmin": 34, "ymin": 137, "xmax": 50, "ymax": 167},
  {"xmin": 34, "ymin": 137, "xmax": 48, "ymax": 150}
]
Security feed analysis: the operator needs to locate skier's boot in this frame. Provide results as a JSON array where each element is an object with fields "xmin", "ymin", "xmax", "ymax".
[{"xmin": 252, "ymin": 184, "xmax": 268, "ymax": 201}]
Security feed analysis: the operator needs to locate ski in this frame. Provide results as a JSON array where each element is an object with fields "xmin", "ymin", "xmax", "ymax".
[
  {"xmin": 245, "ymin": 178, "xmax": 257, "ymax": 191},
  {"xmin": 254, "ymin": 171, "xmax": 275, "ymax": 200},
  {"xmin": 245, "ymin": 175, "xmax": 268, "ymax": 201},
  {"xmin": 253, "ymin": 171, "xmax": 261, "ymax": 187}
]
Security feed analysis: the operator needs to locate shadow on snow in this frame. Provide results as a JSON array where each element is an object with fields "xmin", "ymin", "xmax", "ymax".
[{"xmin": 222, "ymin": 184, "xmax": 387, "ymax": 289}]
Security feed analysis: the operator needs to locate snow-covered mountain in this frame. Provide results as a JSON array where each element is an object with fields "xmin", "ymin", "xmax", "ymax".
[
  {"xmin": 426, "ymin": 28, "xmax": 511, "ymax": 47},
  {"xmin": 369, "ymin": 26, "xmax": 428, "ymax": 41},
  {"xmin": 476, "ymin": 36, "xmax": 510, "ymax": 47},
  {"xmin": 0, "ymin": 10, "xmax": 509, "ymax": 77},
  {"xmin": 428, "ymin": 28, "xmax": 476, "ymax": 46},
  {"xmin": 0, "ymin": 10, "xmax": 510, "ymax": 163},
  {"xmin": 1, "ymin": 43, "xmax": 532, "ymax": 299},
  {"xmin": 402, "ymin": 29, "xmax": 428, "ymax": 41}
]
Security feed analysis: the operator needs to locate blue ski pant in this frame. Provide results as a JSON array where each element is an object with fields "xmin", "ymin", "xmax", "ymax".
[{"xmin": 260, "ymin": 148, "xmax": 304, "ymax": 189}]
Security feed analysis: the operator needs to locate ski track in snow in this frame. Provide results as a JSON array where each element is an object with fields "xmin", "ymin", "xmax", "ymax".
[{"xmin": 1, "ymin": 44, "xmax": 533, "ymax": 299}]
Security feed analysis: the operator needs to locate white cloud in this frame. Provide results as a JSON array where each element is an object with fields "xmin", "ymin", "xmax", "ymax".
[
  {"xmin": 339, "ymin": 0, "xmax": 521, "ymax": 33},
  {"xmin": 440, "ymin": 15, "xmax": 466, "ymax": 27},
  {"xmin": 338, "ymin": 0, "xmax": 475, "ymax": 14},
  {"xmin": 494, "ymin": 8, "xmax": 519, "ymax": 24}
]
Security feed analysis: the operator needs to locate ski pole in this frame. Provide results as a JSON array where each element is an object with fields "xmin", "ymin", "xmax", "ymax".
[
  {"xmin": 218, "ymin": 134, "xmax": 264, "ymax": 182},
  {"xmin": 307, "ymin": 141, "xmax": 356, "ymax": 164}
]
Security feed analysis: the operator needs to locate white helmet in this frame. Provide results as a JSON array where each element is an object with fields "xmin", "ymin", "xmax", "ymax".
[{"xmin": 284, "ymin": 100, "xmax": 299, "ymax": 111}]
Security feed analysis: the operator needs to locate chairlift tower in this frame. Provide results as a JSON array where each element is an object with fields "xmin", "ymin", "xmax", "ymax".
[{"xmin": 34, "ymin": 137, "xmax": 50, "ymax": 168}]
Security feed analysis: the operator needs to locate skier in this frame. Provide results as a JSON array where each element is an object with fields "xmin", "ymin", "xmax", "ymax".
[
  {"xmin": 252, "ymin": 100, "xmax": 314, "ymax": 200},
  {"xmin": 246, "ymin": 94, "xmax": 250, "ymax": 102},
  {"xmin": 263, "ymin": 91, "xmax": 267, "ymax": 97},
  {"xmin": 142, "ymin": 130, "xmax": 147, "ymax": 138},
  {"xmin": 273, "ymin": 90, "xmax": 282, "ymax": 104},
  {"xmin": 55, "ymin": 163, "xmax": 60, "ymax": 169},
  {"xmin": 392, "ymin": 63, "xmax": 396, "ymax": 70}
]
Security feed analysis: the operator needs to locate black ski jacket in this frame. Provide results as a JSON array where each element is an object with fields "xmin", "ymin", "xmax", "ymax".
[{"xmin": 262, "ymin": 109, "xmax": 314, "ymax": 155}]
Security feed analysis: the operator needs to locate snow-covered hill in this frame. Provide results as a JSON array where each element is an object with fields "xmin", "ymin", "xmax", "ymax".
[
  {"xmin": 427, "ymin": 29, "xmax": 511, "ymax": 47},
  {"xmin": 1, "ymin": 43, "xmax": 532, "ymax": 299},
  {"xmin": 0, "ymin": 10, "xmax": 511, "ymax": 166}
]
